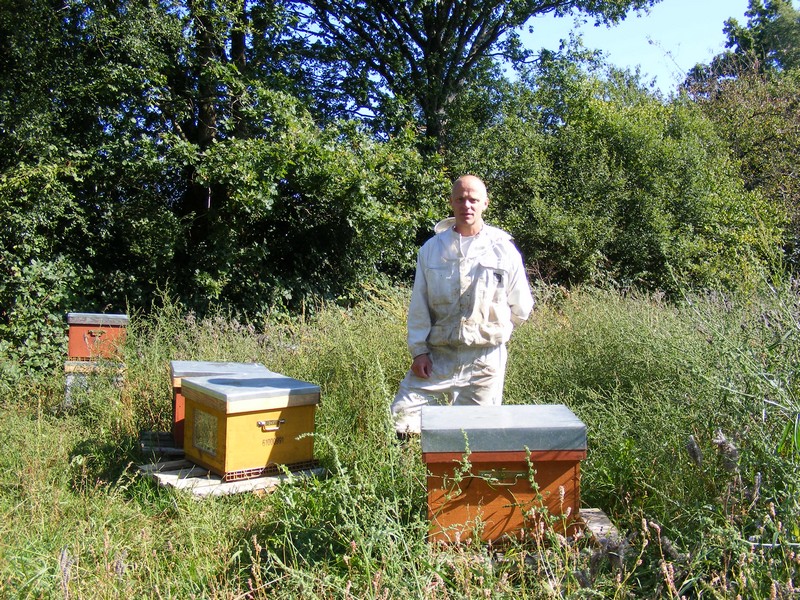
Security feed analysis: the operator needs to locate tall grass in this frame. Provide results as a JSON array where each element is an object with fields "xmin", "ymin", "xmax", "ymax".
[{"xmin": 0, "ymin": 283, "xmax": 797, "ymax": 598}]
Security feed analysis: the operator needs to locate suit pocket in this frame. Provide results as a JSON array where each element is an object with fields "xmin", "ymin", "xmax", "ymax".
[{"xmin": 425, "ymin": 266, "xmax": 457, "ymax": 306}]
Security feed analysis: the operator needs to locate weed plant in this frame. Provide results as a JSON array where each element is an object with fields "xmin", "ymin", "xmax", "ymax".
[{"xmin": 0, "ymin": 283, "xmax": 798, "ymax": 597}]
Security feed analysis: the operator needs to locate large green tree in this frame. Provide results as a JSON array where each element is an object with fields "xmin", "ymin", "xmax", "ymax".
[
  {"xmin": 684, "ymin": 0, "xmax": 800, "ymax": 267},
  {"xmin": 688, "ymin": 72, "xmax": 800, "ymax": 266},
  {"xmin": 286, "ymin": 0, "xmax": 661, "ymax": 147},
  {"xmin": 0, "ymin": 0, "xmax": 446, "ymax": 372}
]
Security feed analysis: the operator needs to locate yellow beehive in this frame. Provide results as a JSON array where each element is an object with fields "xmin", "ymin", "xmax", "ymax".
[
  {"xmin": 181, "ymin": 373, "xmax": 320, "ymax": 481},
  {"xmin": 169, "ymin": 361, "xmax": 274, "ymax": 447}
]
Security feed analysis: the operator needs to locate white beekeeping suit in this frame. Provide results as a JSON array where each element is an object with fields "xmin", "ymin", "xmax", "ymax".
[{"xmin": 391, "ymin": 214, "xmax": 535, "ymax": 435}]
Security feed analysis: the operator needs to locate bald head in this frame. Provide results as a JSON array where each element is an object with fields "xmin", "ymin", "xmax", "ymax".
[
  {"xmin": 449, "ymin": 175, "xmax": 489, "ymax": 236},
  {"xmin": 450, "ymin": 175, "xmax": 487, "ymax": 202}
]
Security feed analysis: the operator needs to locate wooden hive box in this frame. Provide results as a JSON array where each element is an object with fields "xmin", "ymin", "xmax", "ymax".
[
  {"xmin": 66, "ymin": 313, "xmax": 128, "ymax": 360},
  {"xmin": 181, "ymin": 373, "xmax": 320, "ymax": 481},
  {"xmin": 422, "ymin": 404, "xmax": 587, "ymax": 544},
  {"xmin": 169, "ymin": 361, "xmax": 274, "ymax": 447}
]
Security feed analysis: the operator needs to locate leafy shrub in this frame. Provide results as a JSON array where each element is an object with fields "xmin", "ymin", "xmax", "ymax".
[
  {"xmin": 447, "ymin": 58, "xmax": 786, "ymax": 294},
  {"xmin": 189, "ymin": 117, "xmax": 447, "ymax": 316},
  {"xmin": 690, "ymin": 69, "xmax": 800, "ymax": 266},
  {"xmin": 0, "ymin": 256, "xmax": 76, "ymax": 382},
  {"xmin": 0, "ymin": 160, "xmax": 87, "ymax": 380}
]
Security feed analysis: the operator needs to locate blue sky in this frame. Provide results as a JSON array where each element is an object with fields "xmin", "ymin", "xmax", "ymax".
[{"xmin": 521, "ymin": 0, "xmax": 789, "ymax": 94}]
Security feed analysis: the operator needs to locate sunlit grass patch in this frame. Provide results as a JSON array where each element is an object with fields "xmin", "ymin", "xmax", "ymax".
[{"xmin": 0, "ymin": 283, "xmax": 797, "ymax": 597}]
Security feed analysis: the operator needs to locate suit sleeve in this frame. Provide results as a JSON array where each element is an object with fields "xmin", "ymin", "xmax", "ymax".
[
  {"xmin": 507, "ymin": 246, "xmax": 535, "ymax": 326},
  {"xmin": 407, "ymin": 250, "xmax": 432, "ymax": 358}
]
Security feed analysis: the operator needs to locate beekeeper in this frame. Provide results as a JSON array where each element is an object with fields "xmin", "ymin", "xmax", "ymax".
[{"xmin": 391, "ymin": 174, "xmax": 535, "ymax": 436}]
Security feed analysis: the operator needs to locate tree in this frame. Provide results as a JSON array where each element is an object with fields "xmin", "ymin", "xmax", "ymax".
[
  {"xmin": 688, "ymin": 71, "xmax": 800, "ymax": 267},
  {"xmin": 686, "ymin": 0, "xmax": 800, "ymax": 83},
  {"xmin": 445, "ymin": 53, "xmax": 785, "ymax": 292},
  {"xmin": 0, "ymin": 0, "xmax": 448, "ymax": 372},
  {"xmin": 683, "ymin": 1, "xmax": 800, "ymax": 267},
  {"xmin": 286, "ymin": 0, "xmax": 661, "ymax": 148}
]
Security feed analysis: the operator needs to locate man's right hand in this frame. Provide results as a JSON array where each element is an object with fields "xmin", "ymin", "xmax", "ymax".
[{"xmin": 411, "ymin": 353, "xmax": 432, "ymax": 379}]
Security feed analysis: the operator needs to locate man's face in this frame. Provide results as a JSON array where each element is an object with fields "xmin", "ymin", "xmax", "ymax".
[{"xmin": 449, "ymin": 177, "xmax": 489, "ymax": 232}]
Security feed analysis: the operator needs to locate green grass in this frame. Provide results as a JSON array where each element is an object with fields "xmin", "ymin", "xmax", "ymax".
[{"xmin": 0, "ymin": 284, "xmax": 798, "ymax": 598}]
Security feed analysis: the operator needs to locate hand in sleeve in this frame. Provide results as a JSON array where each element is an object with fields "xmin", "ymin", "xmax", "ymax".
[{"xmin": 411, "ymin": 353, "xmax": 432, "ymax": 379}]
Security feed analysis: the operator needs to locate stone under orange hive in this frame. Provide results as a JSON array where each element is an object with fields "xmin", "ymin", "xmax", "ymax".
[
  {"xmin": 181, "ymin": 373, "xmax": 320, "ymax": 481},
  {"xmin": 422, "ymin": 404, "xmax": 587, "ymax": 544}
]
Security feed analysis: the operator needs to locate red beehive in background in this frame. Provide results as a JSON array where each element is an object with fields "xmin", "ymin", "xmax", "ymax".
[{"xmin": 66, "ymin": 313, "xmax": 129, "ymax": 360}]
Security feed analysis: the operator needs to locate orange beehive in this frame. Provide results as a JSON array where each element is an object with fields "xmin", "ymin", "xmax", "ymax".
[
  {"xmin": 422, "ymin": 404, "xmax": 587, "ymax": 544},
  {"xmin": 181, "ymin": 373, "xmax": 320, "ymax": 481},
  {"xmin": 66, "ymin": 313, "xmax": 128, "ymax": 360},
  {"xmin": 169, "ymin": 361, "xmax": 274, "ymax": 447}
]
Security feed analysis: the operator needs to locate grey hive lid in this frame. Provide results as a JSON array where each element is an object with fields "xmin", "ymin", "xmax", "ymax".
[
  {"xmin": 66, "ymin": 312, "xmax": 129, "ymax": 326},
  {"xmin": 181, "ymin": 373, "xmax": 320, "ymax": 404},
  {"xmin": 170, "ymin": 360, "xmax": 273, "ymax": 378},
  {"xmin": 421, "ymin": 404, "xmax": 586, "ymax": 454}
]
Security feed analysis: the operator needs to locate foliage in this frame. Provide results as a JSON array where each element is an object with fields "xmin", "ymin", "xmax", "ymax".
[
  {"xmin": 680, "ymin": 3, "xmax": 799, "ymax": 263},
  {"xmin": 0, "ymin": 0, "xmax": 447, "ymax": 340},
  {"xmin": 680, "ymin": 1, "xmax": 800, "ymax": 271},
  {"xmin": 0, "ymin": 0, "xmax": 793, "ymax": 362},
  {"xmin": 686, "ymin": 0, "xmax": 800, "ymax": 82},
  {"xmin": 188, "ymin": 120, "xmax": 446, "ymax": 315},
  {"xmin": 688, "ymin": 69, "xmax": 800, "ymax": 270},
  {"xmin": 0, "ymin": 161, "xmax": 85, "ymax": 375},
  {"xmin": 287, "ymin": 0, "xmax": 662, "ymax": 144},
  {"xmin": 446, "ymin": 51, "xmax": 785, "ymax": 293}
]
